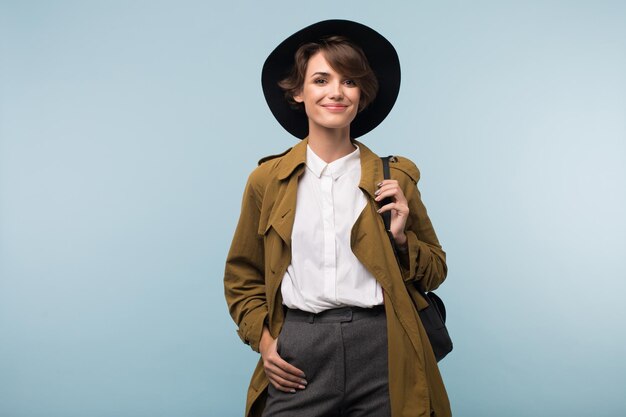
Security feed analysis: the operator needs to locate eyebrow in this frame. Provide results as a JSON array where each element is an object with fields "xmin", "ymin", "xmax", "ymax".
[{"xmin": 310, "ymin": 72, "xmax": 331, "ymax": 78}]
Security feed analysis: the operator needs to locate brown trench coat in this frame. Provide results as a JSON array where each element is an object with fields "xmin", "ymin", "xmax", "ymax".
[{"xmin": 224, "ymin": 137, "xmax": 451, "ymax": 417}]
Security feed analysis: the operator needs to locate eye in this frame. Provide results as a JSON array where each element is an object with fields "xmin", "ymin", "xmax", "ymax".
[
  {"xmin": 344, "ymin": 79, "xmax": 357, "ymax": 86},
  {"xmin": 314, "ymin": 78, "xmax": 327, "ymax": 84}
]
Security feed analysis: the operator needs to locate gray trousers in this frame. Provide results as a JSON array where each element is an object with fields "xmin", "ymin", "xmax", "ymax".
[{"xmin": 261, "ymin": 305, "xmax": 392, "ymax": 417}]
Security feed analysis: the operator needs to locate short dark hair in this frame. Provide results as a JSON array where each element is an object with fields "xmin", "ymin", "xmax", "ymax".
[{"xmin": 277, "ymin": 35, "xmax": 379, "ymax": 113}]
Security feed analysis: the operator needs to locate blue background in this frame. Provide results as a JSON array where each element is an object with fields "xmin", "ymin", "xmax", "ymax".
[{"xmin": 1, "ymin": 1, "xmax": 625, "ymax": 416}]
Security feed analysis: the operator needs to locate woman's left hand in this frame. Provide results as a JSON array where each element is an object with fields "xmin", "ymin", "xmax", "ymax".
[{"xmin": 375, "ymin": 179, "xmax": 409, "ymax": 246}]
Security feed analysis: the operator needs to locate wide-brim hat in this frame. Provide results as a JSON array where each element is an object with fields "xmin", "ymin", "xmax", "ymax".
[{"xmin": 261, "ymin": 19, "xmax": 401, "ymax": 139}]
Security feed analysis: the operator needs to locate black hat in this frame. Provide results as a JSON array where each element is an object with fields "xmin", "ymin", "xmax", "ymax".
[{"xmin": 261, "ymin": 19, "xmax": 401, "ymax": 139}]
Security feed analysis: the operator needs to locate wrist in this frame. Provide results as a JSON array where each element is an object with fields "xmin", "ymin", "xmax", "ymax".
[
  {"xmin": 259, "ymin": 325, "xmax": 271, "ymax": 354},
  {"xmin": 393, "ymin": 232, "xmax": 408, "ymax": 247}
]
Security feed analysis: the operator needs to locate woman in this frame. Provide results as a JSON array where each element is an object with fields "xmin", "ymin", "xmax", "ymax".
[{"xmin": 224, "ymin": 19, "xmax": 451, "ymax": 417}]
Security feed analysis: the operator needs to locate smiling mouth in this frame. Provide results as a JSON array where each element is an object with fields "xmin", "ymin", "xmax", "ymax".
[{"xmin": 322, "ymin": 105, "xmax": 348, "ymax": 111}]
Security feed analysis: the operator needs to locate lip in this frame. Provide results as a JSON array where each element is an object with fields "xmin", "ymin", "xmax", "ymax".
[{"xmin": 321, "ymin": 104, "xmax": 349, "ymax": 112}]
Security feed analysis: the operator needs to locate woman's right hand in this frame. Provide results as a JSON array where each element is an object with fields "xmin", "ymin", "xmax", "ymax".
[{"xmin": 259, "ymin": 326, "xmax": 308, "ymax": 393}]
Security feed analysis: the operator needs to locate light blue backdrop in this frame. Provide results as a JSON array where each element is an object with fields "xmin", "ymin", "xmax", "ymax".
[{"xmin": 1, "ymin": 1, "xmax": 625, "ymax": 416}]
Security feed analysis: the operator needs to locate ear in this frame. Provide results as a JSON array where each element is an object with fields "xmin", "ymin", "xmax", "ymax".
[{"xmin": 293, "ymin": 88, "xmax": 304, "ymax": 103}]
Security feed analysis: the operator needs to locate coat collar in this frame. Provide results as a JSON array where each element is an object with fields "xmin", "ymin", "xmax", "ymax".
[
  {"xmin": 276, "ymin": 136, "xmax": 382, "ymax": 198},
  {"xmin": 276, "ymin": 137, "xmax": 307, "ymax": 180}
]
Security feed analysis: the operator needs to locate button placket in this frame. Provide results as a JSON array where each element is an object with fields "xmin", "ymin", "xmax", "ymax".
[{"xmin": 321, "ymin": 168, "xmax": 336, "ymax": 301}]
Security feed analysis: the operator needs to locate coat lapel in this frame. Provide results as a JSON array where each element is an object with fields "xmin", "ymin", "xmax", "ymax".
[
  {"xmin": 354, "ymin": 139, "xmax": 383, "ymax": 199},
  {"xmin": 268, "ymin": 174, "xmax": 299, "ymax": 247},
  {"xmin": 266, "ymin": 138, "xmax": 308, "ymax": 248},
  {"xmin": 351, "ymin": 140, "xmax": 398, "ymax": 289}
]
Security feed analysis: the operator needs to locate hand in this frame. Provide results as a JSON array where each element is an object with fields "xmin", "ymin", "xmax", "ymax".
[
  {"xmin": 375, "ymin": 179, "xmax": 409, "ymax": 245},
  {"xmin": 259, "ymin": 326, "xmax": 307, "ymax": 393}
]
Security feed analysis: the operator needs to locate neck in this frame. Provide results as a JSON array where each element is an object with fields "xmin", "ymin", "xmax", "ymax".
[{"xmin": 306, "ymin": 124, "xmax": 355, "ymax": 163}]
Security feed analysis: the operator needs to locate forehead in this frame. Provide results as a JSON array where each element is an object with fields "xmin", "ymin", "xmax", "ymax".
[{"xmin": 305, "ymin": 51, "xmax": 339, "ymax": 75}]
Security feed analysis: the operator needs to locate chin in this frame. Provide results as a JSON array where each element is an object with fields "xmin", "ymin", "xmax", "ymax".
[
  {"xmin": 322, "ymin": 118, "xmax": 357, "ymax": 129},
  {"xmin": 322, "ymin": 123, "xmax": 352, "ymax": 130}
]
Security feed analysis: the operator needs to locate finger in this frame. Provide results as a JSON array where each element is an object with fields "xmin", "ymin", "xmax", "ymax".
[
  {"xmin": 374, "ymin": 189, "xmax": 406, "ymax": 201},
  {"xmin": 267, "ymin": 371, "xmax": 307, "ymax": 391},
  {"xmin": 375, "ymin": 181, "xmax": 400, "ymax": 194},
  {"xmin": 375, "ymin": 181, "xmax": 402, "ymax": 192},
  {"xmin": 266, "ymin": 362, "xmax": 307, "ymax": 387},
  {"xmin": 269, "ymin": 378, "xmax": 301, "ymax": 393},
  {"xmin": 265, "ymin": 360, "xmax": 307, "ymax": 392},
  {"xmin": 377, "ymin": 202, "xmax": 408, "ymax": 215},
  {"xmin": 272, "ymin": 355, "xmax": 307, "ymax": 380},
  {"xmin": 376, "ymin": 179, "xmax": 399, "ymax": 188},
  {"xmin": 264, "ymin": 353, "xmax": 307, "ymax": 384},
  {"xmin": 375, "ymin": 187, "xmax": 407, "ymax": 203}
]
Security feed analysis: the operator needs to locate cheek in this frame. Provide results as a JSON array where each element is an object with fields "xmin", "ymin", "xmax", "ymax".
[{"xmin": 352, "ymin": 91, "xmax": 361, "ymax": 109}]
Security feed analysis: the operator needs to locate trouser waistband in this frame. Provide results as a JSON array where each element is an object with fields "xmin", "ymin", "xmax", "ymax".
[{"xmin": 284, "ymin": 304, "xmax": 385, "ymax": 323}]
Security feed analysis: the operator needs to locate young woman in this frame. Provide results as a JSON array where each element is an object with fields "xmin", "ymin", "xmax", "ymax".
[{"xmin": 224, "ymin": 19, "xmax": 451, "ymax": 417}]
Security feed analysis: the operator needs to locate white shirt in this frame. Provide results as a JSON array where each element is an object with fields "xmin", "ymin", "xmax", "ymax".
[{"xmin": 280, "ymin": 144, "xmax": 384, "ymax": 313}]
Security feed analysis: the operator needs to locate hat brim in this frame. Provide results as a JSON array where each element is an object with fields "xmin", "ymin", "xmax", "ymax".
[{"xmin": 261, "ymin": 19, "xmax": 401, "ymax": 140}]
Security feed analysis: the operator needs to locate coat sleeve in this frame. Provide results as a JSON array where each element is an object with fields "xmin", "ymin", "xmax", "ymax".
[
  {"xmin": 223, "ymin": 170, "xmax": 268, "ymax": 353},
  {"xmin": 392, "ymin": 157, "xmax": 448, "ymax": 292}
]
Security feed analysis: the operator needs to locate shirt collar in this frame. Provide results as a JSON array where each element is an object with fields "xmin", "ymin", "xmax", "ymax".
[
  {"xmin": 306, "ymin": 143, "xmax": 361, "ymax": 180},
  {"xmin": 275, "ymin": 137, "xmax": 382, "ymax": 199}
]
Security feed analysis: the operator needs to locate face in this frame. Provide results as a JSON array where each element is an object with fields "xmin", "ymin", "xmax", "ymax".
[{"xmin": 293, "ymin": 51, "xmax": 361, "ymax": 133}]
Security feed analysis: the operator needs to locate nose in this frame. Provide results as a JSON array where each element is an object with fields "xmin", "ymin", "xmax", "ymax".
[{"xmin": 329, "ymin": 80, "xmax": 344, "ymax": 99}]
